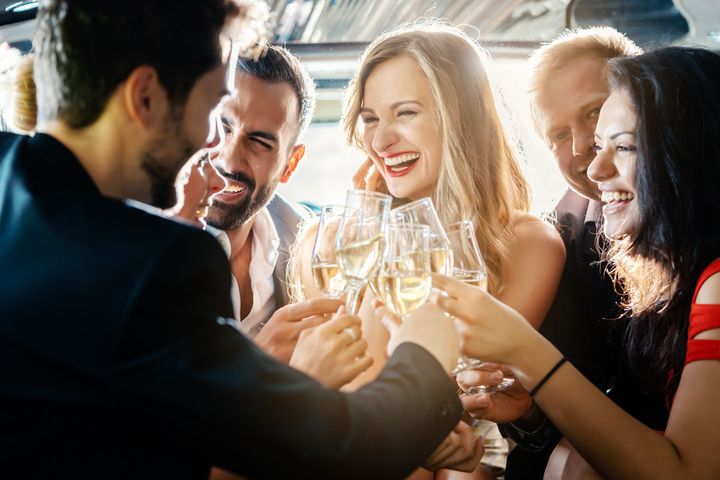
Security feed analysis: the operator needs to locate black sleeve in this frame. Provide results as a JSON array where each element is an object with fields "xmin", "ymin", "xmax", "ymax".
[{"xmin": 112, "ymin": 230, "xmax": 462, "ymax": 479}]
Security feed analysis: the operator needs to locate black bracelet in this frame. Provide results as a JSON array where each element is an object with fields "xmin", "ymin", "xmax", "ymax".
[{"xmin": 529, "ymin": 357, "xmax": 568, "ymax": 397}]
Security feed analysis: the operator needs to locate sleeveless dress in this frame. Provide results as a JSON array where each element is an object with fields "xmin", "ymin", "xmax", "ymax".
[{"xmin": 686, "ymin": 258, "xmax": 720, "ymax": 364}]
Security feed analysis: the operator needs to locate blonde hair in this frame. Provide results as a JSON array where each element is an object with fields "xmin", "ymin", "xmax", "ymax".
[
  {"xmin": 11, "ymin": 54, "xmax": 37, "ymax": 133},
  {"xmin": 527, "ymin": 26, "xmax": 641, "ymax": 132},
  {"xmin": 285, "ymin": 217, "xmax": 320, "ymax": 303},
  {"xmin": 343, "ymin": 20, "xmax": 530, "ymax": 294}
]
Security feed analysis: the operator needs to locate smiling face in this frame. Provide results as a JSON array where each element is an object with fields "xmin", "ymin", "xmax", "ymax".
[
  {"xmin": 535, "ymin": 56, "xmax": 610, "ymax": 201},
  {"xmin": 360, "ymin": 55, "xmax": 443, "ymax": 201},
  {"xmin": 206, "ymin": 73, "xmax": 302, "ymax": 231},
  {"xmin": 588, "ymin": 88, "xmax": 639, "ymax": 239}
]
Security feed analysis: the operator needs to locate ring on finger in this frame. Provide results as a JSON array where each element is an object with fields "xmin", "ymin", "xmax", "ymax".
[{"xmin": 343, "ymin": 327, "xmax": 357, "ymax": 342}]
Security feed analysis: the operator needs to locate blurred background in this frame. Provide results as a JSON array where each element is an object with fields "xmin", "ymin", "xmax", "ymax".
[{"xmin": 1, "ymin": 0, "xmax": 716, "ymax": 213}]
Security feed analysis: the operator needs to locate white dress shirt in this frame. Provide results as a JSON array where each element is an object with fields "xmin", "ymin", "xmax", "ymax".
[{"xmin": 206, "ymin": 206, "xmax": 280, "ymax": 337}]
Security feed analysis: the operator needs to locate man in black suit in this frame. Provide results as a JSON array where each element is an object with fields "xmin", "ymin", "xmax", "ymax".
[{"xmin": 0, "ymin": 1, "xmax": 472, "ymax": 478}]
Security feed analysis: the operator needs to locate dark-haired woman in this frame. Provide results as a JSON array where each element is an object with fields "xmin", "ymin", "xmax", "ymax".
[{"xmin": 428, "ymin": 46, "xmax": 720, "ymax": 479}]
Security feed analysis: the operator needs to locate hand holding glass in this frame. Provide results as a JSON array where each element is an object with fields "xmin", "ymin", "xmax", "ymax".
[{"xmin": 447, "ymin": 220, "xmax": 515, "ymax": 394}]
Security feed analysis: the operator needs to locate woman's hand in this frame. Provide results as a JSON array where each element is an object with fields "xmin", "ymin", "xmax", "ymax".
[
  {"xmin": 431, "ymin": 273, "xmax": 540, "ymax": 366},
  {"xmin": 457, "ymin": 364, "xmax": 532, "ymax": 424},
  {"xmin": 352, "ymin": 157, "xmax": 388, "ymax": 193},
  {"xmin": 289, "ymin": 309, "xmax": 373, "ymax": 389}
]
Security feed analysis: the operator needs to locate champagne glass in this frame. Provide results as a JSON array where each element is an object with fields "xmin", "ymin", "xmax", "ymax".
[
  {"xmin": 374, "ymin": 224, "xmax": 432, "ymax": 317},
  {"xmin": 392, "ymin": 198, "xmax": 453, "ymax": 275},
  {"xmin": 310, "ymin": 205, "xmax": 347, "ymax": 298},
  {"xmin": 447, "ymin": 220, "xmax": 515, "ymax": 394},
  {"xmin": 335, "ymin": 190, "xmax": 391, "ymax": 314}
]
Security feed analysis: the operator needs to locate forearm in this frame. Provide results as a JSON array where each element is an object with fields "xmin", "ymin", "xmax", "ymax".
[{"xmin": 512, "ymin": 337, "xmax": 684, "ymax": 480}]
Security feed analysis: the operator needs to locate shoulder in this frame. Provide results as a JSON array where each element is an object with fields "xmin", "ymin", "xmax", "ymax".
[
  {"xmin": 696, "ymin": 259, "xmax": 720, "ymax": 305},
  {"xmin": 267, "ymin": 194, "xmax": 313, "ymax": 224},
  {"xmin": 511, "ymin": 212, "xmax": 566, "ymax": 260},
  {"xmin": 267, "ymin": 194, "xmax": 314, "ymax": 242}
]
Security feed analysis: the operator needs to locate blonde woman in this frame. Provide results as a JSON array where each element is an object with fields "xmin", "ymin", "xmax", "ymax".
[{"xmin": 342, "ymin": 21, "xmax": 566, "ymax": 478}]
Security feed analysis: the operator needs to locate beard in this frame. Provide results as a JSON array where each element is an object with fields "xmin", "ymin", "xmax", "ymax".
[
  {"xmin": 141, "ymin": 107, "xmax": 197, "ymax": 209},
  {"xmin": 205, "ymin": 174, "xmax": 279, "ymax": 231}
]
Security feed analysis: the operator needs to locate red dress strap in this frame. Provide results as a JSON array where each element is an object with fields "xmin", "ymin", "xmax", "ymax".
[{"xmin": 686, "ymin": 259, "xmax": 720, "ymax": 365}]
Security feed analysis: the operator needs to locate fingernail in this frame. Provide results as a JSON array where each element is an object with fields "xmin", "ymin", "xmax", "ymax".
[{"xmin": 491, "ymin": 371, "xmax": 503, "ymax": 381}]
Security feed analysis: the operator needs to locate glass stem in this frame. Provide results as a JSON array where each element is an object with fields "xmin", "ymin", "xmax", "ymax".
[{"xmin": 345, "ymin": 283, "xmax": 363, "ymax": 315}]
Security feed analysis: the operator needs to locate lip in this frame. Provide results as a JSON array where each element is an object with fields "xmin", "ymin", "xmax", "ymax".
[
  {"xmin": 214, "ymin": 181, "xmax": 249, "ymax": 204},
  {"xmin": 384, "ymin": 159, "xmax": 418, "ymax": 177}
]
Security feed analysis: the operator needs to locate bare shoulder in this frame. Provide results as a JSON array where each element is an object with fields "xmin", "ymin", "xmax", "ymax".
[
  {"xmin": 511, "ymin": 213, "xmax": 565, "ymax": 260},
  {"xmin": 696, "ymin": 269, "xmax": 720, "ymax": 305}
]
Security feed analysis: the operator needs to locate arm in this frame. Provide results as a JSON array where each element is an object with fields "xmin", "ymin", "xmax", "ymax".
[
  {"xmin": 433, "ymin": 273, "xmax": 720, "ymax": 480},
  {"xmin": 115, "ymin": 230, "xmax": 462, "ymax": 479}
]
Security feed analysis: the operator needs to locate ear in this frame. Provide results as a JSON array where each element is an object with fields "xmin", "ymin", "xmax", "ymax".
[
  {"xmin": 280, "ymin": 144, "xmax": 305, "ymax": 183},
  {"xmin": 122, "ymin": 66, "xmax": 166, "ymax": 130}
]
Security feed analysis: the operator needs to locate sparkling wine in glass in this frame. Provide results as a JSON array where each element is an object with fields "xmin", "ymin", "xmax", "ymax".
[
  {"xmin": 374, "ymin": 224, "xmax": 432, "ymax": 317},
  {"xmin": 392, "ymin": 198, "xmax": 453, "ymax": 275},
  {"xmin": 311, "ymin": 205, "xmax": 347, "ymax": 298},
  {"xmin": 335, "ymin": 190, "xmax": 391, "ymax": 314},
  {"xmin": 447, "ymin": 220, "xmax": 515, "ymax": 394}
]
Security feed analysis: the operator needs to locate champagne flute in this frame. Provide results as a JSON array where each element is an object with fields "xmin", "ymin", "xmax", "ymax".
[
  {"xmin": 374, "ymin": 224, "xmax": 432, "ymax": 317},
  {"xmin": 310, "ymin": 205, "xmax": 347, "ymax": 298},
  {"xmin": 392, "ymin": 198, "xmax": 453, "ymax": 275},
  {"xmin": 447, "ymin": 220, "xmax": 515, "ymax": 394},
  {"xmin": 335, "ymin": 190, "xmax": 391, "ymax": 314}
]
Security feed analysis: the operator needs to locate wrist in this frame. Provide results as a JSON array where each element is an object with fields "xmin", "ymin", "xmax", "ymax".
[{"xmin": 510, "ymin": 335, "xmax": 563, "ymax": 392}]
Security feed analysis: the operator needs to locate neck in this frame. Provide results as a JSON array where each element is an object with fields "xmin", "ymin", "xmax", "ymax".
[
  {"xmin": 36, "ymin": 116, "xmax": 150, "ymax": 204},
  {"xmin": 225, "ymin": 215, "xmax": 257, "ymax": 258}
]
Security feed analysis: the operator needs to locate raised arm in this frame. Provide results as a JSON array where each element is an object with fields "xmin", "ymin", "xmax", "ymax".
[{"xmin": 433, "ymin": 272, "xmax": 720, "ymax": 480}]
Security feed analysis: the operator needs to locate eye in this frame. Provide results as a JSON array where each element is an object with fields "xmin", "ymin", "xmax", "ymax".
[
  {"xmin": 220, "ymin": 117, "xmax": 233, "ymax": 135},
  {"xmin": 616, "ymin": 144, "xmax": 637, "ymax": 152},
  {"xmin": 249, "ymin": 136, "xmax": 272, "ymax": 151},
  {"xmin": 592, "ymin": 143, "xmax": 602, "ymax": 152},
  {"xmin": 586, "ymin": 108, "xmax": 601, "ymax": 120},
  {"xmin": 361, "ymin": 115, "xmax": 378, "ymax": 125},
  {"xmin": 397, "ymin": 110, "xmax": 417, "ymax": 118},
  {"xmin": 553, "ymin": 130, "xmax": 569, "ymax": 144}
]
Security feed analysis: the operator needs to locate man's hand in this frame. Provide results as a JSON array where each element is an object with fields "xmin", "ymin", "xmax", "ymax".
[
  {"xmin": 290, "ymin": 310, "xmax": 373, "ymax": 389},
  {"xmin": 423, "ymin": 421, "xmax": 484, "ymax": 472},
  {"xmin": 254, "ymin": 298, "xmax": 343, "ymax": 363},
  {"xmin": 457, "ymin": 364, "xmax": 533, "ymax": 424},
  {"xmin": 374, "ymin": 300, "xmax": 459, "ymax": 374}
]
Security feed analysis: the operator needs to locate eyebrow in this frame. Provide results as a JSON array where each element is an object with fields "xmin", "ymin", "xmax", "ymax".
[
  {"xmin": 594, "ymin": 131, "xmax": 635, "ymax": 140},
  {"xmin": 360, "ymin": 100, "xmax": 423, "ymax": 114}
]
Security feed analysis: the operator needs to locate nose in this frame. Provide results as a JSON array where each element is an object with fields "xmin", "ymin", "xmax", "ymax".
[
  {"xmin": 572, "ymin": 127, "xmax": 595, "ymax": 159},
  {"xmin": 371, "ymin": 120, "xmax": 398, "ymax": 154},
  {"xmin": 205, "ymin": 111, "xmax": 225, "ymax": 153},
  {"xmin": 587, "ymin": 144, "xmax": 616, "ymax": 183},
  {"xmin": 203, "ymin": 160, "xmax": 226, "ymax": 195}
]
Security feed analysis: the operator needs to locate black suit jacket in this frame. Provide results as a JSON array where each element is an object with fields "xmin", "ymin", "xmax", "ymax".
[{"xmin": 0, "ymin": 133, "xmax": 461, "ymax": 479}]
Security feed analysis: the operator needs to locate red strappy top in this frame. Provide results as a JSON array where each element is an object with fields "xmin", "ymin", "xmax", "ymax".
[{"xmin": 686, "ymin": 258, "xmax": 720, "ymax": 364}]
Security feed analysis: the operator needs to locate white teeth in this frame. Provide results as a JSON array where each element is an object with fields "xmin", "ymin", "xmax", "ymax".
[
  {"xmin": 384, "ymin": 153, "xmax": 420, "ymax": 166},
  {"xmin": 225, "ymin": 184, "xmax": 246, "ymax": 193},
  {"xmin": 601, "ymin": 191, "xmax": 635, "ymax": 203}
]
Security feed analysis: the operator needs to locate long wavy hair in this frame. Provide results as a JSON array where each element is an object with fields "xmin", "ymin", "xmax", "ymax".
[
  {"xmin": 604, "ymin": 47, "xmax": 720, "ymax": 395},
  {"xmin": 343, "ymin": 21, "xmax": 530, "ymax": 295}
]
